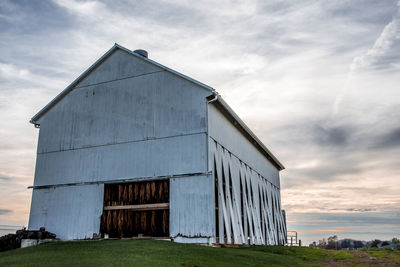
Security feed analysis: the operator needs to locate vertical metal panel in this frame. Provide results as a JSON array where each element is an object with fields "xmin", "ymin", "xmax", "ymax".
[
  {"xmin": 229, "ymin": 155, "xmax": 245, "ymax": 244},
  {"xmin": 211, "ymin": 141, "xmax": 286, "ymax": 245},
  {"xmin": 28, "ymin": 184, "xmax": 104, "ymax": 240},
  {"xmin": 169, "ymin": 175, "xmax": 214, "ymax": 243}
]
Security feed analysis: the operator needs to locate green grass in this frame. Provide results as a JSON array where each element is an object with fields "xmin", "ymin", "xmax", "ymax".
[
  {"xmin": 0, "ymin": 239, "xmax": 397, "ymax": 267},
  {"xmin": 364, "ymin": 247, "xmax": 400, "ymax": 264},
  {"xmin": 329, "ymin": 250, "xmax": 359, "ymax": 266}
]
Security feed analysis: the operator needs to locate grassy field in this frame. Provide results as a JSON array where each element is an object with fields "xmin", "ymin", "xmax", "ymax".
[{"xmin": 0, "ymin": 239, "xmax": 399, "ymax": 266}]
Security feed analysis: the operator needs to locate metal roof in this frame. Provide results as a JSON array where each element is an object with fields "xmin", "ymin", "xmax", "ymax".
[
  {"xmin": 208, "ymin": 94, "xmax": 285, "ymax": 171},
  {"xmin": 30, "ymin": 43, "xmax": 284, "ymax": 170}
]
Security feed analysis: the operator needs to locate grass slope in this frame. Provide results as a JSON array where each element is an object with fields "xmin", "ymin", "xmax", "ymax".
[{"xmin": 0, "ymin": 239, "xmax": 399, "ymax": 266}]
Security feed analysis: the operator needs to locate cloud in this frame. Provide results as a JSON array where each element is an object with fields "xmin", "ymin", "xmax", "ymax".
[
  {"xmin": 0, "ymin": 175, "xmax": 12, "ymax": 181},
  {"xmin": 303, "ymin": 226, "xmax": 353, "ymax": 234},
  {"xmin": 53, "ymin": 0, "xmax": 104, "ymax": 17},
  {"xmin": 313, "ymin": 124, "xmax": 353, "ymax": 147},
  {"xmin": 345, "ymin": 208, "xmax": 376, "ymax": 212},
  {"xmin": 351, "ymin": 1, "xmax": 400, "ymax": 72},
  {"xmin": 0, "ymin": 209, "xmax": 12, "ymax": 215},
  {"xmin": 373, "ymin": 127, "xmax": 400, "ymax": 149}
]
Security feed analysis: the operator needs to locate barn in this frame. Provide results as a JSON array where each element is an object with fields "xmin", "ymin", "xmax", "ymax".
[{"xmin": 28, "ymin": 44, "xmax": 287, "ymax": 245}]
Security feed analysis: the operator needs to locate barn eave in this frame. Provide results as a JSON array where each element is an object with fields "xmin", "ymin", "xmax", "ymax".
[{"xmin": 207, "ymin": 93, "xmax": 285, "ymax": 171}]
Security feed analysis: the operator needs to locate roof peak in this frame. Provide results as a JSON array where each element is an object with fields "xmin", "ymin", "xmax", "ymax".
[{"xmin": 30, "ymin": 43, "xmax": 214, "ymax": 124}]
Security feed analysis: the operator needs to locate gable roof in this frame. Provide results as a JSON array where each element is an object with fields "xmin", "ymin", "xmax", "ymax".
[
  {"xmin": 30, "ymin": 43, "xmax": 284, "ymax": 171},
  {"xmin": 30, "ymin": 43, "xmax": 213, "ymax": 124},
  {"xmin": 209, "ymin": 94, "xmax": 285, "ymax": 171}
]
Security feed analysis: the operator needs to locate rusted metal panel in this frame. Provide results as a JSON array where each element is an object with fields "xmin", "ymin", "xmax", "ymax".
[
  {"xmin": 28, "ymin": 184, "xmax": 104, "ymax": 240},
  {"xmin": 169, "ymin": 175, "xmax": 214, "ymax": 243}
]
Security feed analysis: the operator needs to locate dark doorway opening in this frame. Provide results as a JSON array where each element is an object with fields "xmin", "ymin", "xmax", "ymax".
[{"xmin": 100, "ymin": 179, "xmax": 169, "ymax": 238}]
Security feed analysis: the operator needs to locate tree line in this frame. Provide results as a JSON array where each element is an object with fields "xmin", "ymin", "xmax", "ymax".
[{"xmin": 310, "ymin": 235, "xmax": 400, "ymax": 250}]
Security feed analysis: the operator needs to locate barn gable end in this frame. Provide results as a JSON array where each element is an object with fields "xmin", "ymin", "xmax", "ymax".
[
  {"xmin": 29, "ymin": 45, "xmax": 213, "ymax": 240},
  {"xmin": 76, "ymin": 49, "xmax": 162, "ymax": 88},
  {"xmin": 28, "ymin": 44, "xmax": 285, "ymax": 244}
]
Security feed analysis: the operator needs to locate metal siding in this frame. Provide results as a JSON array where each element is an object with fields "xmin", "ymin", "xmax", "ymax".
[
  {"xmin": 208, "ymin": 104, "xmax": 280, "ymax": 188},
  {"xmin": 28, "ymin": 184, "xmax": 104, "ymax": 240},
  {"xmin": 210, "ymin": 141, "xmax": 286, "ymax": 245},
  {"xmin": 77, "ymin": 49, "xmax": 162, "ymax": 87},
  {"xmin": 30, "ymin": 50, "xmax": 210, "ymax": 240},
  {"xmin": 37, "ymin": 72, "xmax": 208, "ymax": 154},
  {"xmin": 170, "ymin": 175, "xmax": 214, "ymax": 242},
  {"xmin": 34, "ymin": 133, "xmax": 207, "ymax": 186}
]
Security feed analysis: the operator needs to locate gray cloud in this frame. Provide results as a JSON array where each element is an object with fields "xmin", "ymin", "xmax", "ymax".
[
  {"xmin": 0, "ymin": 176, "xmax": 12, "ymax": 181},
  {"xmin": 0, "ymin": 209, "xmax": 12, "ymax": 215},
  {"xmin": 313, "ymin": 124, "xmax": 352, "ymax": 147},
  {"xmin": 344, "ymin": 208, "xmax": 376, "ymax": 212},
  {"xmin": 351, "ymin": 1, "xmax": 400, "ymax": 72},
  {"xmin": 374, "ymin": 127, "xmax": 400, "ymax": 149},
  {"xmin": 294, "ymin": 162, "xmax": 361, "ymax": 182}
]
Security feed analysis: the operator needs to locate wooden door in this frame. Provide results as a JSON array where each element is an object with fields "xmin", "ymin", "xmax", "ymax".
[{"xmin": 100, "ymin": 179, "xmax": 169, "ymax": 238}]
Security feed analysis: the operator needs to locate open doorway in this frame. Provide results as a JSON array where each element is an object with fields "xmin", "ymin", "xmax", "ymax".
[{"xmin": 100, "ymin": 179, "xmax": 169, "ymax": 238}]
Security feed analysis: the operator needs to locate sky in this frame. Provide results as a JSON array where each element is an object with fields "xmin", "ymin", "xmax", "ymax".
[{"xmin": 0, "ymin": 0, "xmax": 399, "ymax": 245}]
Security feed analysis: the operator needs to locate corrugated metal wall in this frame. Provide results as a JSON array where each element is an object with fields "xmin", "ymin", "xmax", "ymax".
[
  {"xmin": 170, "ymin": 175, "xmax": 214, "ymax": 243},
  {"xmin": 29, "ymin": 48, "xmax": 285, "ymax": 244},
  {"xmin": 208, "ymin": 103, "xmax": 286, "ymax": 245},
  {"xmin": 208, "ymin": 104, "xmax": 280, "ymax": 188},
  {"xmin": 29, "ymin": 184, "xmax": 104, "ymax": 240},
  {"xmin": 29, "ymin": 49, "xmax": 211, "ymax": 240}
]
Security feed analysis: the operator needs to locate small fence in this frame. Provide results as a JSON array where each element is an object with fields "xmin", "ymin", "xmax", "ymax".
[{"xmin": 287, "ymin": 231, "xmax": 302, "ymax": 246}]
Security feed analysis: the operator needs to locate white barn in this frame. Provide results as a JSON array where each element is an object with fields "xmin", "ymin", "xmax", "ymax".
[{"xmin": 28, "ymin": 44, "xmax": 287, "ymax": 245}]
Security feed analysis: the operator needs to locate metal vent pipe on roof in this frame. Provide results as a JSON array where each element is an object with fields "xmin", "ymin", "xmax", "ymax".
[{"xmin": 133, "ymin": 49, "xmax": 148, "ymax": 58}]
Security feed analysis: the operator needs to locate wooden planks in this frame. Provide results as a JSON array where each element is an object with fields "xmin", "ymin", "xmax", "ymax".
[
  {"xmin": 100, "ymin": 179, "xmax": 169, "ymax": 238},
  {"xmin": 104, "ymin": 203, "xmax": 169, "ymax": 211}
]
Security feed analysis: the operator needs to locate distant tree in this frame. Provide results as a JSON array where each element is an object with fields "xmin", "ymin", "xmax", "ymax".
[
  {"xmin": 309, "ymin": 241, "xmax": 317, "ymax": 247},
  {"xmin": 382, "ymin": 241, "xmax": 390, "ymax": 246},
  {"xmin": 341, "ymin": 239, "xmax": 350, "ymax": 249},
  {"xmin": 392, "ymin": 238, "xmax": 399, "ymax": 249},
  {"xmin": 354, "ymin": 240, "xmax": 364, "ymax": 249},
  {"xmin": 326, "ymin": 235, "xmax": 338, "ymax": 250},
  {"xmin": 318, "ymin": 238, "xmax": 327, "ymax": 249},
  {"xmin": 370, "ymin": 239, "xmax": 381, "ymax": 248}
]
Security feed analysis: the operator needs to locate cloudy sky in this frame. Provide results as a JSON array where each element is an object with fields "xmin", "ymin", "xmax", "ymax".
[{"xmin": 1, "ymin": 0, "xmax": 399, "ymax": 244}]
